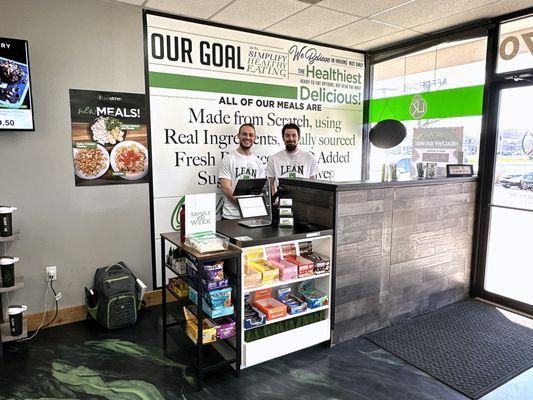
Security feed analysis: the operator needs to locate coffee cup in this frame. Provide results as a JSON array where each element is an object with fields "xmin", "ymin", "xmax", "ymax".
[
  {"xmin": 8, "ymin": 305, "xmax": 27, "ymax": 336},
  {"xmin": 0, "ymin": 206, "xmax": 17, "ymax": 237},
  {"xmin": 0, "ymin": 257, "xmax": 19, "ymax": 287}
]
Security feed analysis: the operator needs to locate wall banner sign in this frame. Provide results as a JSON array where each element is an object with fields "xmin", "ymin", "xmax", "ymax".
[
  {"xmin": 0, "ymin": 37, "xmax": 34, "ymax": 131},
  {"xmin": 144, "ymin": 12, "xmax": 365, "ymax": 286},
  {"xmin": 69, "ymin": 89, "xmax": 148, "ymax": 186}
]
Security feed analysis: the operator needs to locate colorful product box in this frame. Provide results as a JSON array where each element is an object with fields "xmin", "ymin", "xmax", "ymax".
[
  {"xmin": 167, "ymin": 277, "xmax": 188, "ymax": 299},
  {"xmin": 252, "ymin": 288, "xmax": 287, "ymax": 320},
  {"xmin": 276, "ymin": 287, "xmax": 307, "ymax": 315},
  {"xmin": 188, "ymin": 286, "xmax": 234, "ymax": 318},
  {"xmin": 298, "ymin": 241, "xmax": 330, "ymax": 275},
  {"xmin": 281, "ymin": 243, "xmax": 314, "ymax": 277},
  {"xmin": 244, "ymin": 304, "xmax": 266, "ymax": 329},
  {"xmin": 204, "ymin": 286, "xmax": 232, "ymax": 310},
  {"xmin": 298, "ymin": 282, "xmax": 329, "ymax": 309},
  {"xmin": 211, "ymin": 316, "xmax": 236, "ymax": 339},
  {"xmin": 244, "ymin": 268, "xmax": 262, "ymax": 289},
  {"xmin": 265, "ymin": 245, "xmax": 298, "ymax": 281},
  {"xmin": 248, "ymin": 259, "xmax": 279, "ymax": 283},
  {"xmin": 186, "ymin": 260, "xmax": 229, "ymax": 290},
  {"xmin": 183, "ymin": 305, "xmax": 218, "ymax": 345}
]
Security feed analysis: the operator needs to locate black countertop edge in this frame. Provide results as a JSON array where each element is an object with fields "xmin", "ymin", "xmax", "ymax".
[
  {"xmin": 279, "ymin": 176, "xmax": 478, "ymax": 191},
  {"xmin": 217, "ymin": 219, "xmax": 333, "ymax": 248}
]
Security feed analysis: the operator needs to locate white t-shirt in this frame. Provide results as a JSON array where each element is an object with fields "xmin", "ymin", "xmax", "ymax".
[
  {"xmin": 266, "ymin": 148, "xmax": 319, "ymax": 189},
  {"xmin": 218, "ymin": 150, "xmax": 265, "ymax": 219}
]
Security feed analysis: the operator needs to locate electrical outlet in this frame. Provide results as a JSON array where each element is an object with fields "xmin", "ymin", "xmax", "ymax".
[{"xmin": 45, "ymin": 266, "xmax": 57, "ymax": 281}]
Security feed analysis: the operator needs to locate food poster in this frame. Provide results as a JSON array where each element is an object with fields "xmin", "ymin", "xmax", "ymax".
[
  {"xmin": 69, "ymin": 90, "xmax": 148, "ymax": 186},
  {"xmin": 0, "ymin": 37, "xmax": 34, "ymax": 131}
]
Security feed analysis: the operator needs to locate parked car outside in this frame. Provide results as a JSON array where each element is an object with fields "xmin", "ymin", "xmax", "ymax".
[
  {"xmin": 499, "ymin": 172, "xmax": 523, "ymax": 188},
  {"xmin": 520, "ymin": 172, "xmax": 533, "ymax": 190}
]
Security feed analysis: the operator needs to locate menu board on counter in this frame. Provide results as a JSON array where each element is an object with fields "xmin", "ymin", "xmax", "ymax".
[
  {"xmin": 69, "ymin": 89, "xmax": 149, "ymax": 186},
  {"xmin": 0, "ymin": 37, "xmax": 34, "ymax": 131}
]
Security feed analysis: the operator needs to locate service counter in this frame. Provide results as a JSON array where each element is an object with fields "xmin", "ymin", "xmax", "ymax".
[{"xmin": 279, "ymin": 176, "xmax": 478, "ymax": 344}]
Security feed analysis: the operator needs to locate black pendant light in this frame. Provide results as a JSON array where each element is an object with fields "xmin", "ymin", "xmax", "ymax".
[{"xmin": 369, "ymin": 119, "xmax": 407, "ymax": 149}]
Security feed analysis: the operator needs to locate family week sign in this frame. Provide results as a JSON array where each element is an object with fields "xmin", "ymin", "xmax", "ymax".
[{"xmin": 144, "ymin": 13, "xmax": 364, "ymax": 285}]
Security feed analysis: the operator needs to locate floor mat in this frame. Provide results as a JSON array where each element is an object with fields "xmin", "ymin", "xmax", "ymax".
[{"xmin": 366, "ymin": 299, "xmax": 533, "ymax": 399}]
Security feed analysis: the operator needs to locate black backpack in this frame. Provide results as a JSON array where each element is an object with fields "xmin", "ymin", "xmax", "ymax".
[{"xmin": 86, "ymin": 262, "xmax": 140, "ymax": 330}]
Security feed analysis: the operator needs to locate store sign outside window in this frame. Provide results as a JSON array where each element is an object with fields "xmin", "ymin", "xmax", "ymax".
[
  {"xmin": 497, "ymin": 15, "xmax": 533, "ymax": 73},
  {"xmin": 409, "ymin": 95, "xmax": 427, "ymax": 119}
]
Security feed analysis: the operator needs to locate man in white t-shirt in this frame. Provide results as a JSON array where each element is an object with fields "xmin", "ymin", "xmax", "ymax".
[
  {"xmin": 266, "ymin": 123, "xmax": 319, "ymax": 195},
  {"xmin": 218, "ymin": 124, "xmax": 265, "ymax": 219}
]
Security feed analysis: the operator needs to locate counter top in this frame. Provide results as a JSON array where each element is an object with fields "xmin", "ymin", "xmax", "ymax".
[
  {"xmin": 217, "ymin": 220, "xmax": 332, "ymax": 248},
  {"xmin": 279, "ymin": 176, "xmax": 478, "ymax": 192}
]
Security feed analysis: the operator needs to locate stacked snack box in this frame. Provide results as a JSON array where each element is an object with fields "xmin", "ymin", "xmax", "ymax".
[
  {"xmin": 252, "ymin": 288, "xmax": 287, "ymax": 320},
  {"xmin": 183, "ymin": 305, "xmax": 218, "ymax": 344},
  {"xmin": 276, "ymin": 287, "xmax": 307, "ymax": 315},
  {"xmin": 244, "ymin": 293, "xmax": 266, "ymax": 329},
  {"xmin": 186, "ymin": 257, "xmax": 229, "ymax": 290},
  {"xmin": 298, "ymin": 281, "xmax": 329, "ymax": 309},
  {"xmin": 265, "ymin": 245, "xmax": 298, "ymax": 281},
  {"xmin": 298, "ymin": 241, "xmax": 330, "ymax": 275},
  {"xmin": 248, "ymin": 259, "xmax": 279, "ymax": 283},
  {"xmin": 281, "ymin": 243, "xmax": 314, "ymax": 277},
  {"xmin": 211, "ymin": 316, "xmax": 236, "ymax": 339},
  {"xmin": 167, "ymin": 277, "xmax": 188, "ymax": 298}
]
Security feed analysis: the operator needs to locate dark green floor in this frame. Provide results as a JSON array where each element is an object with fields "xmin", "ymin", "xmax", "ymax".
[{"xmin": 0, "ymin": 305, "xmax": 531, "ymax": 399}]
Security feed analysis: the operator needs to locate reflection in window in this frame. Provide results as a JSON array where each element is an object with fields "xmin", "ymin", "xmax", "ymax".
[
  {"xmin": 497, "ymin": 14, "xmax": 533, "ymax": 74},
  {"xmin": 369, "ymin": 37, "xmax": 487, "ymax": 180}
]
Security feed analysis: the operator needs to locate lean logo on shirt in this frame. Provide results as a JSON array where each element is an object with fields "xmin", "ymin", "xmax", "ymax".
[
  {"xmin": 280, "ymin": 163, "xmax": 304, "ymax": 178},
  {"xmin": 235, "ymin": 165, "xmax": 258, "ymax": 180}
]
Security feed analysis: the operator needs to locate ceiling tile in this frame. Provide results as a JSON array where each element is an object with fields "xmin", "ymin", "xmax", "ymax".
[
  {"xmin": 113, "ymin": 0, "xmax": 145, "ymax": 5},
  {"xmin": 313, "ymin": 18, "xmax": 403, "ymax": 47},
  {"xmin": 210, "ymin": 0, "xmax": 308, "ymax": 30},
  {"xmin": 372, "ymin": 0, "xmax": 500, "ymax": 29},
  {"xmin": 145, "ymin": 0, "xmax": 233, "ymax": 19},
  {"xmin": 352, "ymin": 29, "xmax": 423, "ymax": 50},
  {"xmin": 417, "ymin": 0, "xmax": 533, "ymax": 34},
  {"xmin": 266, "ymin": 5, "xmax": 360, "ymax": 39},
  {"xmin": 317, "ymin": 0, "xmax": 413, "ymax": 18}
]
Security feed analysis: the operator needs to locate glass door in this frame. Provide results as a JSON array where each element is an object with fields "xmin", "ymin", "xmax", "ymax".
[{"xmin": 484, "ymin": 84, "xmax": 533, "ymax": 308}]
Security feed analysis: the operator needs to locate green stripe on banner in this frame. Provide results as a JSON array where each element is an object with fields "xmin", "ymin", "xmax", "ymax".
[
  {"xmin": 149, "ymin": 72, "xmax": 298, "ymax": 99},
  {"xmin": 369, "ymin": 85, "xmax": 484, "ymax": 123}
]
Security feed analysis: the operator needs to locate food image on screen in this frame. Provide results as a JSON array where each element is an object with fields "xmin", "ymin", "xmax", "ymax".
[
  {"xmin": 0, "ymin": 60, "xmax": 23, "ymax": 83},
  {"xmin": 75, "ymin": 148, "xmax": 107, "ymax": 177},
  {"xmin": 114, "ymin": 143, "xmax": 146, "ymax": 174},
  {"xmin": 91, "ymin": 116, "xmax": 124, "ymax": 145}
]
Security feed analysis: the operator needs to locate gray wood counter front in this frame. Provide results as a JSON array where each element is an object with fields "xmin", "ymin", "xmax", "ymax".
[{"xmin": 279, "ymin": 177, "xmax": 477, "ymax": 345}]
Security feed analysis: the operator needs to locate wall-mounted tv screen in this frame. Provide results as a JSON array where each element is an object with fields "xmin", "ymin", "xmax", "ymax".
[{"xmin": 0, "ymin": 37, "xmax": 34, "ymax": 131}]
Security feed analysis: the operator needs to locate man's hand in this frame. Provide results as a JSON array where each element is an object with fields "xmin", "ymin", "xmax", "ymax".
[{"xmin": 219, "ymin": 178, "xmax": 237, "ymax": 204}]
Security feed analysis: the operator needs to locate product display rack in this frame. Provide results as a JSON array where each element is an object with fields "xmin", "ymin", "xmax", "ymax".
[
  {"xmin": 160, "ymin": 232, "xmax": 242, "ymax": 390},
  {"xmin": 1, "ymin": 233, "xmax": 26, "ymax": 357},
  {"xmin": 217, "ymin": 220, "xmax": 333, "ymax": 370}
]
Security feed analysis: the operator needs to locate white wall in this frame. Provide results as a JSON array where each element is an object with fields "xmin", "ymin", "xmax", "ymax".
[{"xmin": 0, "ymin": 0, "xmax": 151, "ymax": 314}]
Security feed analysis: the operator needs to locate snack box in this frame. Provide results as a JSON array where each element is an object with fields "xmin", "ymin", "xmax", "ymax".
[
  {"xmin": 284, "ymin": 255, "xmax": 314, "ymax": 278},
  {"xmin": 167, "ymin": 277, "xmax": 188, "ymax": 299},
  {"xmin": 244, "ymin": 304, "xmax": 266, "ymax": 329},
  {"xmin": 186, "ymin": 260, "xmax": 228, "ymax": 290},
  {"xmin": 185, "ymin": 231, "xmax": 229, "ymax": 253},
  {"xmin": 183, "ymin": 305, "xmax": 218, "ymax": 345},
  {"xmin": 248, "ymin": 259, "xmax": 279, "ymax": 283},
  {"xmin": 203, "ymin": 286, "xmax": 232, "ymax": 310},
  {"xmin": 282, "ymin": 294, "xmax": 308, "ymax": 315},
  {"xmin": 302, "ymin": 253, "xmax": 330, "ymax": 275},
  {"xmin": 268, "ymin": 258, "xmax": 298, "ymax": 281},
  {"xmin": 211, "ymin": 316, "xmax": 236, "ymax": 339},
  {"xmin": 252, "ymin": 288, "xmax": 287, "ymax": 320},
  {"xmin": 298, "ymin": 288, "xmax": 329, "ymax": 309},
  {"xmin": 188, "ymin": 287, "xmax": 234, "ymax": 318},
  {"xmin": 244, "ymin": 268, "xmax": 262, "ymax": 289}
]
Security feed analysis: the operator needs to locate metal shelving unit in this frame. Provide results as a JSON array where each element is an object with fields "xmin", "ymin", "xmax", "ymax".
[
  {"xmin": 160, "ymin": 232, "xmax": 242, "ymax": 390},
  {"xmin": 1, "ymin": 233, "xmax": 26, "ymax": 357}
]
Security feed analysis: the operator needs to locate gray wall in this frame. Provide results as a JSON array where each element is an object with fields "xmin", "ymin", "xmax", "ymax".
[{"xmin": 0, "ymin": 0, "xmax": 151, "ymax": 314}]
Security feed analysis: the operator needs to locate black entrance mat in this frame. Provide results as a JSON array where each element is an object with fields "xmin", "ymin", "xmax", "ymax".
[{"xmin": 366, "ymin": 300, "xmax": 533, "ymax": 399}]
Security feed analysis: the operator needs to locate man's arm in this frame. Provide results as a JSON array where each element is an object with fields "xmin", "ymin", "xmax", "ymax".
[
  {"xmin": 219, "ymin": 178, "xmax": 237, "ymax": 204},
  {"xmin": 268, "ymin": 177, "xmax": 276, "ymax": 196}
]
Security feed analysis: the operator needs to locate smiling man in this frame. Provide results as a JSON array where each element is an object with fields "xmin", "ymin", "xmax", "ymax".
[
  {"xmin": 218, "ymin": 124, "xmax": 265, "ymax": 219},
  {"xmin": 266, "ymin": 123, "xmax": 319, "ymax": 195}
]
